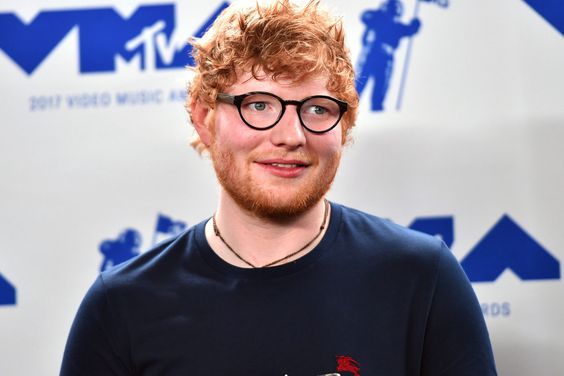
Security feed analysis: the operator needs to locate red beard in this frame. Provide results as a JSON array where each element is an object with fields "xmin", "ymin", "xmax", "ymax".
[{"xmin": 210, "ymin": 144, "xmax": 341, "ymax": 219}]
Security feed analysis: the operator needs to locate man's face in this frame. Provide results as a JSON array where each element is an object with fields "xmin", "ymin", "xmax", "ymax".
[{"xmin": 208, "ymin": 72, "xmax": 344, "ymax": 219}]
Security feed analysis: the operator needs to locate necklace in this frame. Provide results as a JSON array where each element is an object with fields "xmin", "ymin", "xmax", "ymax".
[{"xmin": 212, "ymin": 200, "xmax": 329, "ymax": 268}]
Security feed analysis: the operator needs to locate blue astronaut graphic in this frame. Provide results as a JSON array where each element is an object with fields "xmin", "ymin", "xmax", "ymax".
[
  {"xmin": 356, "ymin": 0, "xmax": 421, "ymax": 111},
  {"xmin": 356, "ymin": 0, "xmax": 450, "ymax": 111},
  {"xmin": 98, "ymin": 214, "xmax": 186, "ymax": 271},
  {"xmin": 99, "ymin": 229, "xmax": 142, "ymax": 271}
]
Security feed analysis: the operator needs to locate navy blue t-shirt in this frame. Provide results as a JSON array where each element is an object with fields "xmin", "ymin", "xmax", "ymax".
[{"xmin": 61, "ymin": 202, "xmax": 497, "ymax": 375}]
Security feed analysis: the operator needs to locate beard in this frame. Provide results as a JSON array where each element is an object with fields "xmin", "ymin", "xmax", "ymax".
[{"xmin": 209, "ymin": 145, "xmax": 341, "ymax": 220}]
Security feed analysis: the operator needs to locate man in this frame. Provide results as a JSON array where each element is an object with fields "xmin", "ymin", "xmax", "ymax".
[{"xmin": 61, "ymin": 0, "xmax": 497, "ymax": 375}]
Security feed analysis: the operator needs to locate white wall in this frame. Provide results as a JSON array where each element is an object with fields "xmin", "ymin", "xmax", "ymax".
[{"xmin": 1, "ymin": 0, "xmax": 563, "ymax": 374}]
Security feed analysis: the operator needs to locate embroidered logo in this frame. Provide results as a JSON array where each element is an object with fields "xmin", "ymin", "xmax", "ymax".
[{"xmin": 335, "ymin": 355, "xmax": 361, "ymax": 376}]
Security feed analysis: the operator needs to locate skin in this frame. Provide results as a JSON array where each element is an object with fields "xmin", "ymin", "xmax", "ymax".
[{"xmin": 191, "ymin": 72, "xmax": 344, "ymax": 268}]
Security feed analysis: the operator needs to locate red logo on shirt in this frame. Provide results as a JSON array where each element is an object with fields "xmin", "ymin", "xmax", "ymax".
[{"xmin": 336, "ymin": 355, "xmax": 360, "ymax": 376}]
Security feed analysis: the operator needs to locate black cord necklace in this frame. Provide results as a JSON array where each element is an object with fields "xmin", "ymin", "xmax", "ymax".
[{"xmin": 212, "ymin": 200, "xmax": 329, "ymax": 268}]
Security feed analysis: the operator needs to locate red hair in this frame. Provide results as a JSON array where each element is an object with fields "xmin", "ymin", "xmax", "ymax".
[{"xmin": 187, "ymin": 0, "xmax": 358, "ymax": 153}]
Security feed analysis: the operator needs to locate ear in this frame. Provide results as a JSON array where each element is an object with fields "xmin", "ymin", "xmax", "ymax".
[{"xmin": 191, "ymin": 99, "xmax": 213, "ymax": 146}]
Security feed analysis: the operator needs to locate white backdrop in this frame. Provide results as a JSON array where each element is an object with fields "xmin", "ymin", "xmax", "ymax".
[{"xmin": 1, "ymin": 0, "xmax": 563, "ymax": 375}]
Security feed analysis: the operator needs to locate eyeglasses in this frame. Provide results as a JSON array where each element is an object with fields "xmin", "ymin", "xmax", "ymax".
[{"xmin": 216, "ymin": 91, "xmax": 348, "ymax": 134}]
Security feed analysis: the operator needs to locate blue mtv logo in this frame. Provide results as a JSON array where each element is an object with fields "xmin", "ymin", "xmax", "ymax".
[
  {"xmin": 523, "ymin": 0, "xmax": 564, "ymax": 35},
  {"xmin": 355, "ymin": 0, "xmax": 563, "ymax": 112},
  {"xmin": 0, "ymin": 274, "xmax": 16, "ymax": 306},
  {"xmin": 460, "ymin": 215, "xmax": 560, "ymax": 282},
  {"xmin": 0, "ymin": 2, "xmax": 228, "ymax": 75},
  {"xmin": 409, "ymin": 214, "xmax": 560, "ymax": 282},
  {"xmin": 100, "ymin": 228, "xmax": 143, "ymax": 271},
  {"xmin": 99, "ymin": 213, "xmax": 187, "ymax": 272},
  {"xmin": 2, "ymin": 213, "xmax": 187, "ymax": 306},
  {"xmin": 355, "ymin": 0, "xmax": 448, "ymax": 111}
]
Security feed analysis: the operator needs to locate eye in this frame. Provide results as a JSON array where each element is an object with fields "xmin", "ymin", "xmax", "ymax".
[
  {"xmin": 241, "ymin": 94, "xmax": 279, "ymax": 113},
  {"xmin": 302, "ymin": 97, "xmax": 341, "ymax": 118},
  {"xmin": 310, "ymin": 105, "xmax": 328, "ymax": 115},
  {"xmin": 249, "ymin": 102, "xmax": 267, "ymax": 111},
  {"xmin": 303, "ymin": 103, "xmax": 332, "ymax": 117}
]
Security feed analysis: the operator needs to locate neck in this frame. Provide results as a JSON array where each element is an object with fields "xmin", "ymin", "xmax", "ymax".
[{"xmin": 205, "ymin": 190, "xmax": 330, "ymax": 268}]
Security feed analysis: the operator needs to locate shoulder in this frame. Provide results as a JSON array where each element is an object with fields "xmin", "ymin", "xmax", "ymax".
[
  {"xmin": 336, "ymin": 203, "xmax": 443, "ymax": 254},
  {"xmin": 330, "ymin": 203, "xmax": 452, "ymax": 282}
]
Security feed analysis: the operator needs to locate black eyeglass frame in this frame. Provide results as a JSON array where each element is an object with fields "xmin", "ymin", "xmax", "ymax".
[{"xmin": 216, "ymin": 91, "xmax": 348, "ymax": 134}]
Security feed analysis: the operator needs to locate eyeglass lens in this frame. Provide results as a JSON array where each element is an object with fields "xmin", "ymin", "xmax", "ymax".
[{"xmin": 239, "ymin": 93, "xmax": 342, "ymax": 132}]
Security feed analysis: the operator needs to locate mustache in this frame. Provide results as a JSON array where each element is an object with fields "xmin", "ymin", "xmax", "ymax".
[{"xmin": 249, "ymin": 151, "xmax": 318, "ymax": 164}]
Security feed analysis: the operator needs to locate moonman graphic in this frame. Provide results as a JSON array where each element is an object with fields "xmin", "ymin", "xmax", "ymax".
[
  {"xmin": 356, "ymin": 0, "xmax": 420, "ymax": 111},
  {"xmin": 99, "ymin": 229, "xmax": 141, "ymax": 271},
  {"xmin": 61, "ymin": 1, "xmax": 497, "ymax": 375}
]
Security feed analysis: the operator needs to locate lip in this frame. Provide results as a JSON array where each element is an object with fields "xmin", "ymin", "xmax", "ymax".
[{"xmin": 254, "ymin": 158, "xmax": 310, "ymax": 178}]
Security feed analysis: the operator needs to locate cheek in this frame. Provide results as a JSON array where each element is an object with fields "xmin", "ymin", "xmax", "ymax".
[
  {"xmin": 215, "ymin": 133, "xmax": 266, "ymax": 165},
  {"xmin": 310, "ymin": 131, "xmax": 343, "ymax": 157},
  {"xmin": 213, "ymin": 110, "xmax": 262, "ymax": 150}
]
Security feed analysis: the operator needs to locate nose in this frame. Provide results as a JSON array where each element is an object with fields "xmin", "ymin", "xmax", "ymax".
[{"xmin": 269, "ymin": 107, "xmax": 306, "ymax": 149}]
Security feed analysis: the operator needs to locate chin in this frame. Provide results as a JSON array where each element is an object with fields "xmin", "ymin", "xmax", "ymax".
[
  {"xmin": 211, "ymin": 144, "xmax": 341, "ymax": 220},
  {"xmin": 224, "ymin": 179, "xmax": 333, "ymax": 220}
]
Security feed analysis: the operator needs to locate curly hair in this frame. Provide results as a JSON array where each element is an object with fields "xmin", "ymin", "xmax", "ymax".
[{"xmin": 187, "ymin": 0, "xmax": 358, "ymax": 153}]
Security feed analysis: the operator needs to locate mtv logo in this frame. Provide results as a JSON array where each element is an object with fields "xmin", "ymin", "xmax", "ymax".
[
  {"xmin": 152, "ymin": 213, "xmax": 187, "ymax": 245},
  {"xmin": 0, "ymin": 273, "xmax": 16, "ymax": 306},
  {"xmin": 461, "ymin": 215, "xmax": 560, "ymax": 282},
  {"xmin": 409, "ymin": 215, "xmax": 561, "ymax": 282},
  {"xmin": 99, "ymin": 229, "xmax": 142, "ymax": 272},
  {"xmin": 0, "ymin": 2, "xmax": 228, "ymax": 75},
  {"xmin": 98, "ymin": 213, "xmax": 187, "ymax": 272}
]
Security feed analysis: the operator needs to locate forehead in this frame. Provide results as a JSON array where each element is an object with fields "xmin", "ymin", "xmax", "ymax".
[{"xmin": 226, "ymin": 70, "xmax": 331, "ymax": 98}]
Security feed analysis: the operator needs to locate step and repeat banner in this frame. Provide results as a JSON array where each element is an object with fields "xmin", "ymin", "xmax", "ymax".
[{"xmin": 1, "ymin": 0, "xmax": 563, "ymax": 374}]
